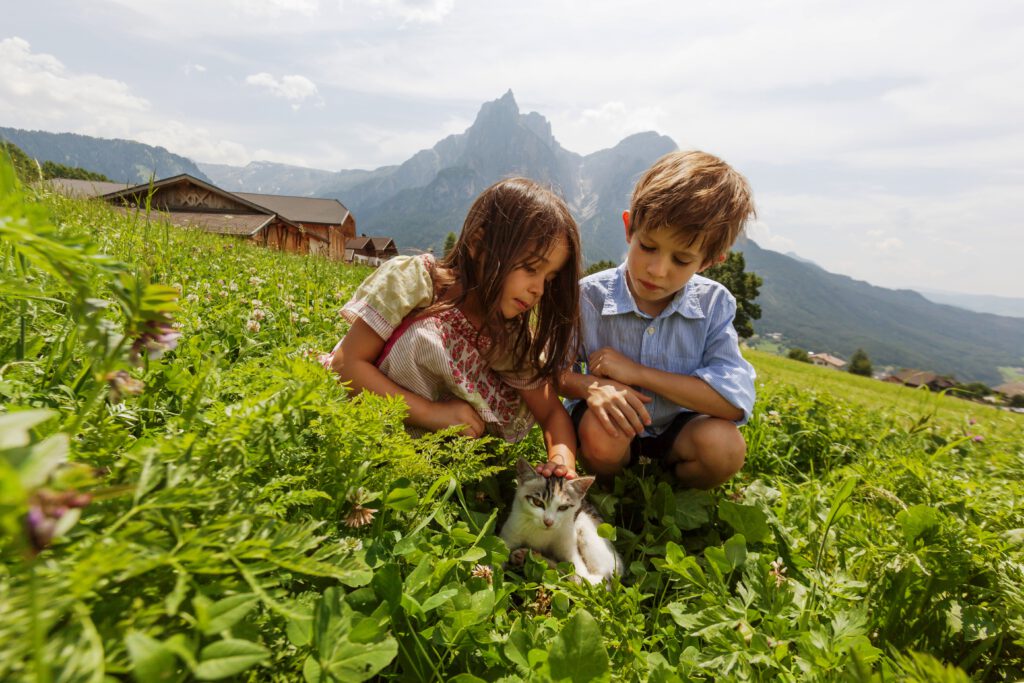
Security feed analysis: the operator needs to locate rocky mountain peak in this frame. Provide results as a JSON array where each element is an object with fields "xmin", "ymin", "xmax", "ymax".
[{"xmin": 471, "ymin": 89, "xmax": 521, "ymax": 131}]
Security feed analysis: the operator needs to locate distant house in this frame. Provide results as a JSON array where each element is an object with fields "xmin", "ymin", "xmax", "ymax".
[
  {"xmin": 47, "ymin": 175, "xmax": 355, "ymax": 260},
  {"xmin": 884, "ymin": 369, "xmax": 956, "ymax": 392},
  {"xmin": 994, "ymin": 382, "xmax": 1024, "ymax": 399},
  {"xmin": 235, "ymin": 192, "xmax": 354, "ymax": 260},
  {"xmin": 809, "ymin": 352, "xmax": 846, "ymax": 370},
  {"xmin": 345, "ymin": 236, "xmax": 398, "ymax": 266}
]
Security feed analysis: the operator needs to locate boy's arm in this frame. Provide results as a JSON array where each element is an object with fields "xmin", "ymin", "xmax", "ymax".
[
  {"xmin": 589, "ymin": 348, "xmax": 743, "ymax": 421},
  {"xmin": 558, "ymin": 369, "xmax": 652, "ymax": 437},
  {"xmin": 587, "ymin": 294, "xmax": 755, "ymax": 423},
  {"xmin": 331, "ymin": 318, "xmax": 485, "ymax": 436},
  {"xmin": 518, "ymin": 381, "xmax": 578, "ymax": 479}
]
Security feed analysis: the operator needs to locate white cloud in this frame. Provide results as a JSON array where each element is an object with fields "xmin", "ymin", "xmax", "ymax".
[
  {"xmin": 0, "ymin": 37, "xmax": 150, "ymax": 129},
  {"xmin": 245, "ymin": 73, "xmax": 318, "ymax": 102},
  {"xmin": 229, "ymin": 0, "xmax": 319, "ymax": 17},
  {"xmin": 0, "ymin": 37, "xmax": 255, "ymax": 166},
  {"xmin": 365, "ymin": 0, "xmax": 455, "ymax": 23},
  {"xmin": 876, "ymin": 237, "xmax": 903, "ymax": 252}
]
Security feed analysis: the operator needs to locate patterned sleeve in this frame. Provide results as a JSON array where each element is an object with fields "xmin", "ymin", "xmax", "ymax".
[{"xmin": 340, "ymin": 255, "xmax": 435, "ymax": 340}]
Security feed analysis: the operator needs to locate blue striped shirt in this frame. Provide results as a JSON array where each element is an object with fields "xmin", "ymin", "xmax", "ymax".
[{"xmin": 566, "ymin": 264, "xmax": 756, "ymax": 433}]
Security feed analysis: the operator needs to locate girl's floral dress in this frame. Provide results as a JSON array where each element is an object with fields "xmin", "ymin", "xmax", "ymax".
[{"xmin": 323, "ymin": 254, "xmax": 538, "ymax": 441}]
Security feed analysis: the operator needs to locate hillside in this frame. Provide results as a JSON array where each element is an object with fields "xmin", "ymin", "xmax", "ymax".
[
  {"xmin": 3, "ymin": 175, "xmax": 1022, "ymax": 680},
  {"xmin": 736, "ymin": 238, "xmax": 1024, "ymax": 385},
  {"xmin": 193, "ymin": 161, "xmax": 382, "ymax": 198},
  {"xmin": 0, "ymin": 127, "xmax": 211, "ymax": 185}
]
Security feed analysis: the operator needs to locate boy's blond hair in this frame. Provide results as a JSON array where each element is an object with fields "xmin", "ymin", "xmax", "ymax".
[{"xmin": 629, "ymin": 151, "xmax": 755, "ymax": 264}]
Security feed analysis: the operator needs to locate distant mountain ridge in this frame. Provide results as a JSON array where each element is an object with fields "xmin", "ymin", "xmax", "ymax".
[
  {"xmin": 915, "ymin": 288, "xmax": 1024, "ymax": 319},
  {"xmin": 202, "ymin": 90, "xmax": 676, "ymax": 261},
  {"xmin": 0, "ymin": 127, "xmax": 211, "ymax": 185},
  {"xmin": 17, "ymin": 94, "xmax": 1021, "ymax": 384},
  {"xmin": 735, "ymin": 239, "xmax": 1024, "ymax": 385}
]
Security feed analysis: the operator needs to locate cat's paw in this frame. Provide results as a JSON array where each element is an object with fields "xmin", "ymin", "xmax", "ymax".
[{"xmin": 509, "ymin": 547, "xmax": 530, "ymax": 567}]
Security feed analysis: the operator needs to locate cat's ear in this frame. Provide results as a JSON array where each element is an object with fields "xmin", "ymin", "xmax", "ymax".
[
  {"xmin": 570, "ymin": 476, "xmax": 595, "ymax": 497},
  {"xmin": 515, "ymin": 457, "xmax": 540, "ymax": 482}
]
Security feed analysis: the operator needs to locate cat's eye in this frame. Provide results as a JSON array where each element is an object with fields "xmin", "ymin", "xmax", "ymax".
[
  {"xmin": 558, "ymin": 504, "xmax": 570, "ymax": 511},
  {"xmin": 529, "ymin": 497, "xmax": 544, "ymax": 508}
]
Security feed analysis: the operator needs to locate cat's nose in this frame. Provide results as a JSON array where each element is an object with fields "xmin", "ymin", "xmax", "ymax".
[{"xmin": 544, "ymin": 519, "xmax": 554, "ymax": 528}]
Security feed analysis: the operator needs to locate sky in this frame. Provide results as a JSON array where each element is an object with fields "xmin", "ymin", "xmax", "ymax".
[{"xmin": 2, "ymin": 0, "xmax": 1022, "ymax": 298}]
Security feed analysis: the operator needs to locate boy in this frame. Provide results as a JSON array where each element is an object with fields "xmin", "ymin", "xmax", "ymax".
[{"xmin": 541, "ymin": 150, "xmax": 756, "ymax": 489}]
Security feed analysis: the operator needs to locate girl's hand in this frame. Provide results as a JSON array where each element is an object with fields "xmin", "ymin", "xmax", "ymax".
[
  {"xmin": 587, "ymin": 347, "xmax": 640, "ymax": 385},
  {"xmin": 428, "ymin": 399, "xmax": 486, "ymax": 438},
  {"xmin": 585, "ymin": 378, "xmax": 652, "ymax": 437},
  {"xmin": 535, "ymin": 459, "xmax": 577, "ymax": 480}
]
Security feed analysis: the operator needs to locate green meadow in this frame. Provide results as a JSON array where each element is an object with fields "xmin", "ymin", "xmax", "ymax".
[{"xmin": 2, "ymin": 160, "xmax": 1023, "ymax": 682}]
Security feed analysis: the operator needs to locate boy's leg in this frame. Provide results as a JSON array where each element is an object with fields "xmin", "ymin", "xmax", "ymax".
[
  {"xmin": 664, "ymin": 416, "xmax": 746, "ymax": 489},
  {"xmin": 573, "ymin": 404, "xmax": 632, "ymax": 477}
]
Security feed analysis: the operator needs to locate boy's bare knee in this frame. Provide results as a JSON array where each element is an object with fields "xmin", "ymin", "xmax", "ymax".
[
  {"xmin": 673, "ymin": 417, "xmax": 746, "ymax": 488},
  {"xmin": 578, "ymin": 415, "xmax": 630, "ymax": 473}
]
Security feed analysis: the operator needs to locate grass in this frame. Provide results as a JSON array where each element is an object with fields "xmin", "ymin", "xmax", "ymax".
[
  {"xmin": 3, "ymin": 165, "xmax": 1024, "ymax": 681},
  {"xmin": 749, "ymin": 349, "xmax": 1021, "ymax": 430}
]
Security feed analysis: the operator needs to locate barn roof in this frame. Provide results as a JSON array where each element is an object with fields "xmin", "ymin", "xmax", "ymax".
[{"xmin": 235, "ymin": 192, "xmax": 350, "ymax": 225}]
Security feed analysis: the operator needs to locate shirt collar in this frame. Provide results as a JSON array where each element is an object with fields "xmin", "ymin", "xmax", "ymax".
[{"xmin": 601, "ymin": 264, "xmax": 705, "ymax": 320}]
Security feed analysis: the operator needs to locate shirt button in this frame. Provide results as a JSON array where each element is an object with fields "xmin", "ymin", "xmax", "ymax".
[{"xmin": 646, "ymin": 326, "xmax": 655, "ymax": 335}]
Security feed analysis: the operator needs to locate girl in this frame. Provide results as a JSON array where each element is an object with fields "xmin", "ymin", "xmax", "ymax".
[{"xmin": 324, "ymin": 177, "xmax": 582, "ymax": 475}]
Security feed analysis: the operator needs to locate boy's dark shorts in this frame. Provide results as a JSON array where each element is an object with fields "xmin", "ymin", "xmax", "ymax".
[{"xmin": 569, "ymin": 402, "xmax": 702, "ymax": 468}]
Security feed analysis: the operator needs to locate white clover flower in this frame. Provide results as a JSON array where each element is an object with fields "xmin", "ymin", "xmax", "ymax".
[{"xmin": 246, "ymin": 319, "xmax": 261, "ymax": 333}]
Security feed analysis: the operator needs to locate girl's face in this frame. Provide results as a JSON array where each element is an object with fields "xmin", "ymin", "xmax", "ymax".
[{"xmin": 499, "ymin": 238, "xmax": 570, "ymax": 319}]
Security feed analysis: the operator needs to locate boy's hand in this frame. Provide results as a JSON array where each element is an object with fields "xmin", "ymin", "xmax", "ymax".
[
  {"xmin": 585, "ymin": 378, "xmax": 652, "ymax": 437},
  {"xmin": 427, "ymin": 399, "xmax": 486, "ymax": 438},
  {"xmin": 588, "ymin": 347, "xmax": 641, "ymax": 386},
  {"xmin": 535, "ymin": 459, "xmax": 577, "ymax": 480}
]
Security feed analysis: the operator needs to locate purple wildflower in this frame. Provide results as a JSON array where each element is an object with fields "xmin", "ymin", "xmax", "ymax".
[
  {"xmin": 25, "ymin": 489, "xmax": 92, "ymax": 554},
  {"xmin": 131, "ymin": 318, "xmax": 181, "ymax": 361},
  {"xmin": 972, "ymin": 435, "xmax": 984, "ymax": 442}
]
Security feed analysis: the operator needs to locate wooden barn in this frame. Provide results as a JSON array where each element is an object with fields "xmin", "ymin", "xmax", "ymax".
[
  {"xmin": 344, "ymin": 236, "xmax": 399, "ymax": 265},
  {"xmin": 49, "ymin": 175, "xmax": 355, "ymax": 259},
  {"xmin": 235, "ymin": 192, "xmax": 354, "ymax": 260}
]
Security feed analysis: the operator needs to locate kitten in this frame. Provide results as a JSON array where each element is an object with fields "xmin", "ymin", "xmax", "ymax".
[{"xmin": 500, "ymin": 457, "xmax": 623, "ymax": 585}]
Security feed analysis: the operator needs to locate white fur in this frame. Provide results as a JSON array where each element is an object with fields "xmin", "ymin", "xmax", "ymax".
[{"xmin": 500, "ymin": 458, "xmax": 623, "ymax": 584}]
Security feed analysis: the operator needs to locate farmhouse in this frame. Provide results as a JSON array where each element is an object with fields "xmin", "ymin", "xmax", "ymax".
[
  {"xmin": 809, "ymin": 352, "xmax": 846, "ymax": 370},
  {"xmin": 994, "ymin": 381, "xmax": 1024, "ymax": 399},
  {"xmin": 884, "ymin": 369, "xmax": 956, "ymax": 392},
  {"xmin": 47, "ymin": 175, "xmax": 355, "ymax": 259},
  {"xmin": 345, "ymin": 236, "xmax": 398, "ymax": 266}
]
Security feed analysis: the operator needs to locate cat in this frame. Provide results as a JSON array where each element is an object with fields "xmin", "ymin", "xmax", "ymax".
[{"xmin": 499, "ymin": 457, "xmax": 623, "ymax": 585}]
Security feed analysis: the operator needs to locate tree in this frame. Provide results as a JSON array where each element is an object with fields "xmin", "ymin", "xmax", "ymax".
[
  {"xmin": 40, "ymin": 160, "xmax": 110, "ymax": 182},
  {"xmin": 585, "ymin": 259, "xmax": 617, "ymax": 276},
  {"xmin": 787, "ymin": 347, "xmax": 810, "ymax": 363},
  {"xmin": 443, "ymin": 231, "xmax": 457, "ymax": 258},
  {"xmin": 703, "ymin": 251, "xmax": 762, "ymax": 338},
  {"xmin": 848, "ymin": 348, "xmax": 873, "ymax": 376},
  {"xmin": 0, "ymin": 141, "xmax": 41, "ymax": 183}
]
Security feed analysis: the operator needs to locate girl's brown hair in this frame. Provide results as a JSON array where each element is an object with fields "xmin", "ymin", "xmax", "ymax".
[{"xmin": 428, "ymin": 177, "xmax": 581, "ymax": 383}]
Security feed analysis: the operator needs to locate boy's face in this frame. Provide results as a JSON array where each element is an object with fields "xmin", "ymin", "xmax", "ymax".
[{"xmin": 623, "ymin": 212, "xmax": 722, "ymax": 317}]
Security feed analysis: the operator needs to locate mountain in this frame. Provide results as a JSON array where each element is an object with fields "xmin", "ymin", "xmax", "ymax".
[
  {"xmin": 735, "ymin": 239, "xmax": 1024, "ymax": 385},
  {"xmin": 914, "ymin": 288, "xmax": 1024, "ymax": 319},
  {"xmin": 0, "ymin": 127, "xmax": 211, "ymax": 185},
  {"xmin": 198, "ymin": 160, "xmax": 389, "ymax": 197},
  {"xmin": 321, "ymin": 91, "xmax": 676, "ymax": 259}
]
